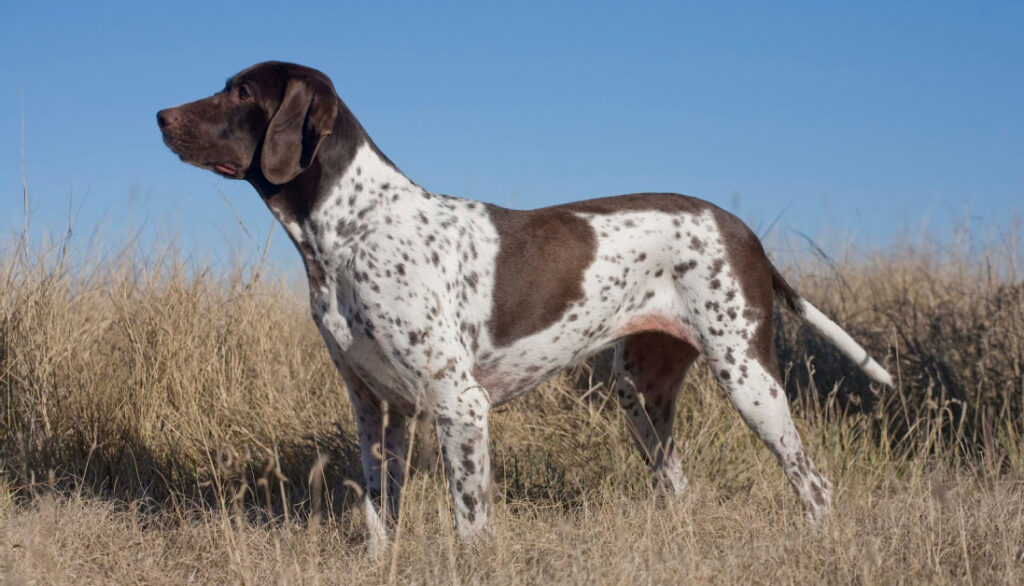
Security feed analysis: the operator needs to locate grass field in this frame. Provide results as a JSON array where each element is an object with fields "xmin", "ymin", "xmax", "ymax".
[{"xmin": 2, "ymin": 225, "xmax": 1023, "ymax": 584}]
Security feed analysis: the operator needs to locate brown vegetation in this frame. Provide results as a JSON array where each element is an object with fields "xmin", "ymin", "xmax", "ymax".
[{"xmin": 1, "ymin": 228, "xmax": 1022, "ymax": 584}]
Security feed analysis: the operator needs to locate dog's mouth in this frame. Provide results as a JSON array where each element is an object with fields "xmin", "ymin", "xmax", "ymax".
[
  {"xmin": 160, "ymin": 132, "xmax": 245, "ymax": 179},
  {"xmin": 195, "ymin": 160, "xmax": 244, "ymax": 179},
  {"xmin": 212, "ymin": 163, "xmax": 240, "ymax": 177}
]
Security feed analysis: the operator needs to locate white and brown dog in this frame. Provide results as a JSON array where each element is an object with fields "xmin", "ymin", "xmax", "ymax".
[{"xmin": 158, "ymin": 61, "xmax": 893, "ymax": 551}]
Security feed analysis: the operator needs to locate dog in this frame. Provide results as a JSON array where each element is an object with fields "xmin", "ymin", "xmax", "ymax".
[{"xmin": 158, "ymin": 61, "xmax": 894, "ymax": 552}]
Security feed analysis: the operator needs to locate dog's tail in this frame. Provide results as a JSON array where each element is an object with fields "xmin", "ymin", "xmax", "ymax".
[{"xmin": 770, "ymin": 265, "xmax": 894, "ymax": 387}]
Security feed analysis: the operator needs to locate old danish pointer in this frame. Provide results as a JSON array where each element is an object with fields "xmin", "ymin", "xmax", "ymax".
[{"xmin": 158, "ymin": 61, "xmax": 893, "ymax": 551}]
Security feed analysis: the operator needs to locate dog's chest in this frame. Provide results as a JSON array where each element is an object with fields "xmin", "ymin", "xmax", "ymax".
[
  {"xmin": 299, "ymin": 146, "xmax": 504, "ymax": 403},
  {"xmin": 310, "ymin": 279, "xmax": 424, "ymax": 408}
]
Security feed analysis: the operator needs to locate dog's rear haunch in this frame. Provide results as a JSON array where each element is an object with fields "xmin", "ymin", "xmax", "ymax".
[{"xmin": 158, "ymin": 61, "xmax": 893, "ymax": 553}]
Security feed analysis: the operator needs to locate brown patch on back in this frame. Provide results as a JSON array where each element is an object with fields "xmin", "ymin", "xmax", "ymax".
[
  {"xmin": 486, "ymin": 205, "xmax": 597, "ymax": 346},
  {"xmin": 558, "ymin": 192, "xmax": 710, "ymax": 216}
]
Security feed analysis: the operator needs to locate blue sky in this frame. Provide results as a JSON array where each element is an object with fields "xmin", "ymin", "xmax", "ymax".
[{"xmin": 2, "ymin": 2, "xmax": 1021, "ymax": 273}]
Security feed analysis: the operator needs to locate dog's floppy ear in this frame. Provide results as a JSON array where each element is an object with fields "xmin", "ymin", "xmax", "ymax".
[{"xmin": 260, "ymin": 75, "xmax": 338, "ymax": 185}]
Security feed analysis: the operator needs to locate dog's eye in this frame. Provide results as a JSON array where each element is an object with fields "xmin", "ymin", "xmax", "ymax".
[{"xmin": 237, "ymin": 85, "xmax": 252, "ymax": 100}]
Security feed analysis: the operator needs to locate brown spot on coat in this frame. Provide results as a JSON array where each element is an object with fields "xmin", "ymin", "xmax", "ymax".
[
  {"xmin": 810, "ymin": 482, "xmax": 826, "ymax": 506},
  {"xmin": 674, "ymin": 260, "xmax": 698, "ymax": 275}
]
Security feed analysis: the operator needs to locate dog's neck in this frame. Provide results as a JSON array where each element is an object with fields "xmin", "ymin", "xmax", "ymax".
[
  {"xmin": 247, "ymin": 116, "xmax": 433, "ymax": 294},
  {"xmin": 246, "ymin": 92, "xmax": 423, "ymax": 235},
  {"xmin": 256, "ymin": 141, "xmax": 420, "ymax": 235}
]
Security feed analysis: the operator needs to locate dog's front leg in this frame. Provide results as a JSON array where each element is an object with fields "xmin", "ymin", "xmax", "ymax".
[
  {"xmin": 433, "ymin": 376, "xmax": 493, "ymax": 542},
  {"xmin": 346, "ymin": 376, "xmax": 409, "ymax": 556}
]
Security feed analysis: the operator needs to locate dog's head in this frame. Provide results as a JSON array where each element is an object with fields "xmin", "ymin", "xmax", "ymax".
[{"xmin": 158, "ymin": 61, "xmax": 340, "ymax": 185}]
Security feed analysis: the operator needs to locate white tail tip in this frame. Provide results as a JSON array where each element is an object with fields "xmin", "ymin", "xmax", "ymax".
[{"xmin": 797, "ymin": 299, "xmax": 895, "ymax": 388}]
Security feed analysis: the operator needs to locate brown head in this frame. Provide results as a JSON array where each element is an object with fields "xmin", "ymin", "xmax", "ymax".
[{"xmin": 157, "ymin": 61, "xmax": 359, "ymax": 189}]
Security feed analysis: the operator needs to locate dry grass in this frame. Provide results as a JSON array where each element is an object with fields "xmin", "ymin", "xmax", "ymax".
[{"xmin": 1, "ymin": 226, "xmax": 1023, "ymax": 584}]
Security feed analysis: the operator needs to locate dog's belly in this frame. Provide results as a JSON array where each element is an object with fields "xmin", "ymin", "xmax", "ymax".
[
  {"xmin": 473, "ymin": 307, "xmax": 698, "ymax": 405},
  {"xmin": 472, "ymin": 343, "xmax": 610, "ymax": 405}
]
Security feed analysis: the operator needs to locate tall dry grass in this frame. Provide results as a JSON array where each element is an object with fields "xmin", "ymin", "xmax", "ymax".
[{"xmin": 1, "ymin": 223, "xmax": 1022, "ymax": 584}]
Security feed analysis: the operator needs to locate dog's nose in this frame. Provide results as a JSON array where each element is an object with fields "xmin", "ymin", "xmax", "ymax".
[{"xmin": 157, "ymin": 108, "xmax": 180, "ymax": 130}]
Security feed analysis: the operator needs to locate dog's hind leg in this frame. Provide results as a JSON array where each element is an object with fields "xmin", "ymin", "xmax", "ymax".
[
  {"xmin": 703, "ymin": 332, "xmax": 833, "ymax": 523},
  {"xmin": 613, "ymin": 332, "xmax": 700, "ymax": 495}
]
